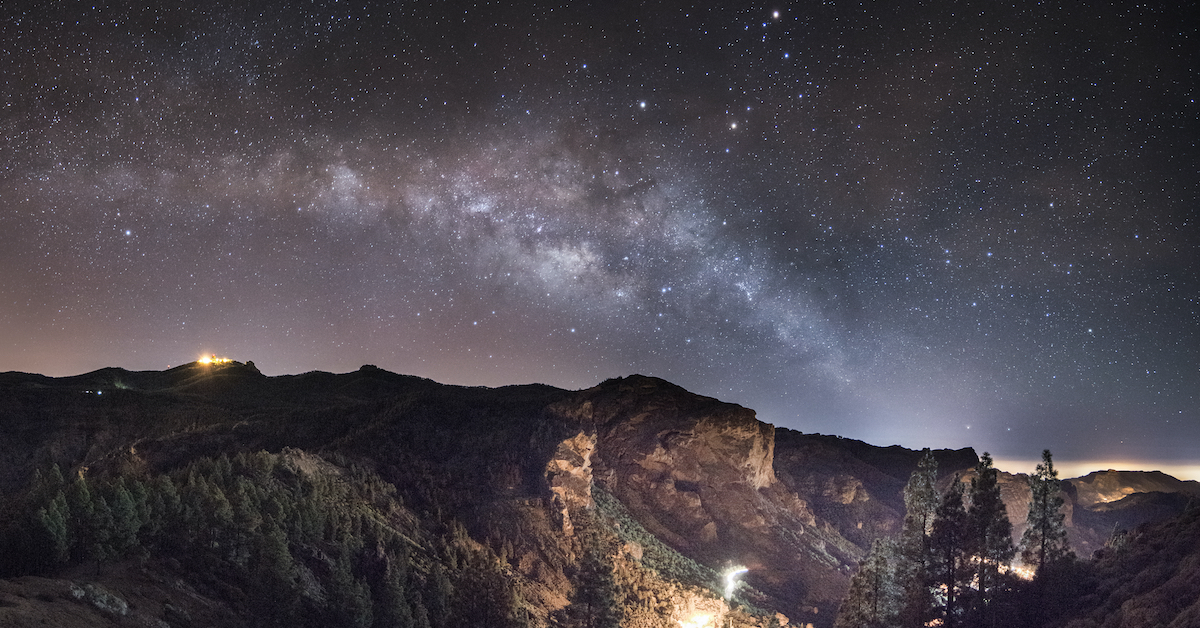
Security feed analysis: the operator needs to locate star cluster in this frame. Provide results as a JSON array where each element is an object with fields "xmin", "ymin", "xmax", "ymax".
[{"xmin": 2, "ymin": 1, "xmax": 1196, "ymax": 468}]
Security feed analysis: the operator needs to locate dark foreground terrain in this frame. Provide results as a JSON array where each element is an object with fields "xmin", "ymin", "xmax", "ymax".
[{"xmin": 0, "ymin": 362, "xmax": 1195, "ymax": 627}]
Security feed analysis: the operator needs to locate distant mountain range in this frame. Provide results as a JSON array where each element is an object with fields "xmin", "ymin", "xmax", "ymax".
[{"xmin": 0, "ymin": 362, "xmax": 1196, "ymax": 628}]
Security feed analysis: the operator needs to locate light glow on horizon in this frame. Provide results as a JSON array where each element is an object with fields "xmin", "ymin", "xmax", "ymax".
[{"xmin": 993, "ymin": 458, "xmax": 1200, "ymax": 482}]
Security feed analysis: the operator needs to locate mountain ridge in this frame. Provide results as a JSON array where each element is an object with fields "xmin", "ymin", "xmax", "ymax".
[{"xmin": 1, "ymin": 363, "xmax": 1195, "ymax": 628}]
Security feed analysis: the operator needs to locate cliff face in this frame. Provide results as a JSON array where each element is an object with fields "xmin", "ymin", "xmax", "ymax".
[
  {"xmin": 545, "ymin": 431, "xmax": 597, "ymax": 536},
  {"xmin": 552, "ymin": 376, "xmax": 855, "ymax": 625},
  {"xmin": 772, "ymin": 431, "xmax": 978, "ymax": 549}
]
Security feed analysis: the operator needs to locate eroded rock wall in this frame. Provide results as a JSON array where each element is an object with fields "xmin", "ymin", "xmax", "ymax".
[{"xmin": 552, "ymin": 375, "xmax": 856, "ymax": 628}]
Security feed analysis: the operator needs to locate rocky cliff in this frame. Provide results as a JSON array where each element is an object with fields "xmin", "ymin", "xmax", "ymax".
[{"xmin": 553, "ymin": 376, "xmax": 856, "ymax": 626}]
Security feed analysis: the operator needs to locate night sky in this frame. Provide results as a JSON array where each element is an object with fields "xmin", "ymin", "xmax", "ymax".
[{"xmin": 2, "ymin": 1, "xmax": 1196, "ymax": 476}]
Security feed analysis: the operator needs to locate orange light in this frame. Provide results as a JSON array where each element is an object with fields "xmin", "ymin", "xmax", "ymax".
[{"xmin": 679, "ymin": 613, "xmax": 714, "ymax": 628}]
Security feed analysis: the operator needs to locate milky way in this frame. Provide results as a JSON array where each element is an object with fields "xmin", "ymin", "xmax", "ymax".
[{"xmin": 2, "ymin": 1, "xmax": 1196, "ymax": 469}]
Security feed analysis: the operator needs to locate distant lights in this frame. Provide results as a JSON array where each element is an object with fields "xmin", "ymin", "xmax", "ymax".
[{"xmin": 199, "ymin": 354, "xmax": 232, "ymax": 365}]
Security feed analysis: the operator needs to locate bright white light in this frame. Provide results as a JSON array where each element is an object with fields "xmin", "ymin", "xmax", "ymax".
[{"xmin": 723, "ymin": 566, "xmax": 748, "ymax": 599}]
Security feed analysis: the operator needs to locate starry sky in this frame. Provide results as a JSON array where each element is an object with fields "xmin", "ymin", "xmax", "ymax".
[{"xmin": 2, "ymin": 1, "xmax": 1197, "ymax": 475}]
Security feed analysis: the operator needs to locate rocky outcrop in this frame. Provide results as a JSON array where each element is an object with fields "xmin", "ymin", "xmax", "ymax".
[
  {"xmin": 773, "ymin": 431, "xmax": 977, "ymax": 549},
  {"xmin": 1067, "ymin": 470, "xmax": 1200, "ymax": 508},
  {"xmin": 551, "ymin": 376, "xmax": 857, "ymax": 627},
  {"xmin": 544, "ymin": 431, "xmax": 597, "ymax": 535}
]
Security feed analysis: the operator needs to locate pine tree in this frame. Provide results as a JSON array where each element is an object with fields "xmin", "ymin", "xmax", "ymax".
[
  {"xmin": 66, "ymin": 474, "xmax": 112, "ymax": 566},
  {"xmin": 29, "ymin": 464, "xmax": 67, "ymax": 507},
  {"xmin": 835, "ymin": 538, "xmax": 900, "ymax": 628},
  {"xmin": 87, "ymin": 495, "xmax": 117, "ymax": 568},
  {"xmin": 374, "ymin": 561, "xmax": 415, "ymax": 628},
  {"xmin": 570, "ymin": 530, "xmax": 621, "ymax": 628},
  {"xmin": 1020, "ymin": 449, "xmax": 1071, "ymax": 573},
  {"xmin": 145, "ymin": 475, "xmax": 182, "ymax": 547},
  {"xmin": 204, "ymin": 483, "xmax": 235, "ymax": 550},
  {"xmin": 32, "ymin": 492, "xmax": 71, "ymax": 566},
  {"xmin": 930, "ymin": 476, "xmax": 968, "ymax": 628},
  {"xmin": 129, "ymin": 479, "xmax": 151, "ymax": 533},
  {"xmin": 329, "ymin": 550, "xmax": 374, "ymax": 628},
  {"xmin": 966, "ymin": 453, "xmax": 1014, "ymax": 622},
  {"xmin": 250, "ymin": 518, "xmax": 298, "ymax": 626},
  {"xmin": 425, "ymin": 561, "xmax": 453, "ymax": 628},
  {"xmin": 409, "ymin": 588, "xmax": 433, "ymax": 628},
  {"xmin": 108, "ymin": 477, "xmax": 141, "ymax": 557},
  {"xmin": 897, "ymin": 449, "xmax": 938, "ymax": 628}
]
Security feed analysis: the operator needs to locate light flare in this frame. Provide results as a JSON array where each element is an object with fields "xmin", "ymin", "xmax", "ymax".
[{"xmin": 723, "ymin": 566, "xmax": 748, "ymax": 599}]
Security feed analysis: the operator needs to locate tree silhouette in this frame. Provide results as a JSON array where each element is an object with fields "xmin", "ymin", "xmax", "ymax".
[
  {"xmin": 835, "ymin": 538, "xmax": 899, "ymax": 628},
  {"xmin": 32, "ymin": 492, "xmax": 71, "ymax": 567},
  {"xmin": 107, "ymin": 477, "xmax": 141, "ymax": 557},
  {"xmin": 897, "ymin": 449, "xmax": 938, "ymax": 628},
  {"xmin": 1020, "ymin": 449, "xmax": 1071, "ymax": 573},
  {"xmin": 966, "ymin": 453, "xmax": 1014, "ymax": 623},
  {"xmin": 930, "ymin": 476, "xmax": 968, "ymax": 628},
  {"xmin": 570, "ymin": 528, "xmax": 621, "ymax": 628}
]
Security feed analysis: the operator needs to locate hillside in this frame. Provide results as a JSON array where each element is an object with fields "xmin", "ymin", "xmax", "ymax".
[
  {"xmin": 1032, "ymin": 504, "xmax": 1200, "ymax": 628},
  {"xmin": 0, "ymin": 362, "xmax": 1193, "ymax": 628}
]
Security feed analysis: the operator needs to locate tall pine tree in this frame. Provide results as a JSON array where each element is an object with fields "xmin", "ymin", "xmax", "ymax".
[
  {"xmin": 966, "ymin": 453, "xmax": 1014, "ymax": 623},
  {"xmin": 32, "ymin": 492, "xmax": 71, "ymax": 567},
  {"xmin": 1020, "ymin": 449, "xmax": 1071, "ymax": 573},
  {"xmin": 107, "ymin": 477, "xmax": 141, "ymax": 557},
  {"xmin": 930, "ymin": 476, "xmax": 968, "ymax": 628},
  {"xmin": 897, "ymin": 449, "xmax": 939, "ymax": 628},
  {"xmin": 569, "ymin": 523, "xmax": 620, "ymax": 628},
  {"xmin": 834, "ymin": 538, "xmax": 900, "ymax": 628}
]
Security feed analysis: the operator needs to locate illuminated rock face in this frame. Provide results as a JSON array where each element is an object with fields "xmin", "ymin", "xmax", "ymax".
[
  {"xmin": 544, "ymin": 431, "xmax": 597, "ymax": 535},
  {"xmin": 551, "ymin": 375, "xmax": 856, "ymax": 627},
  {"xmin": 1068, "ymin": 470, "xmax": 1200, "ymax": 508}
]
